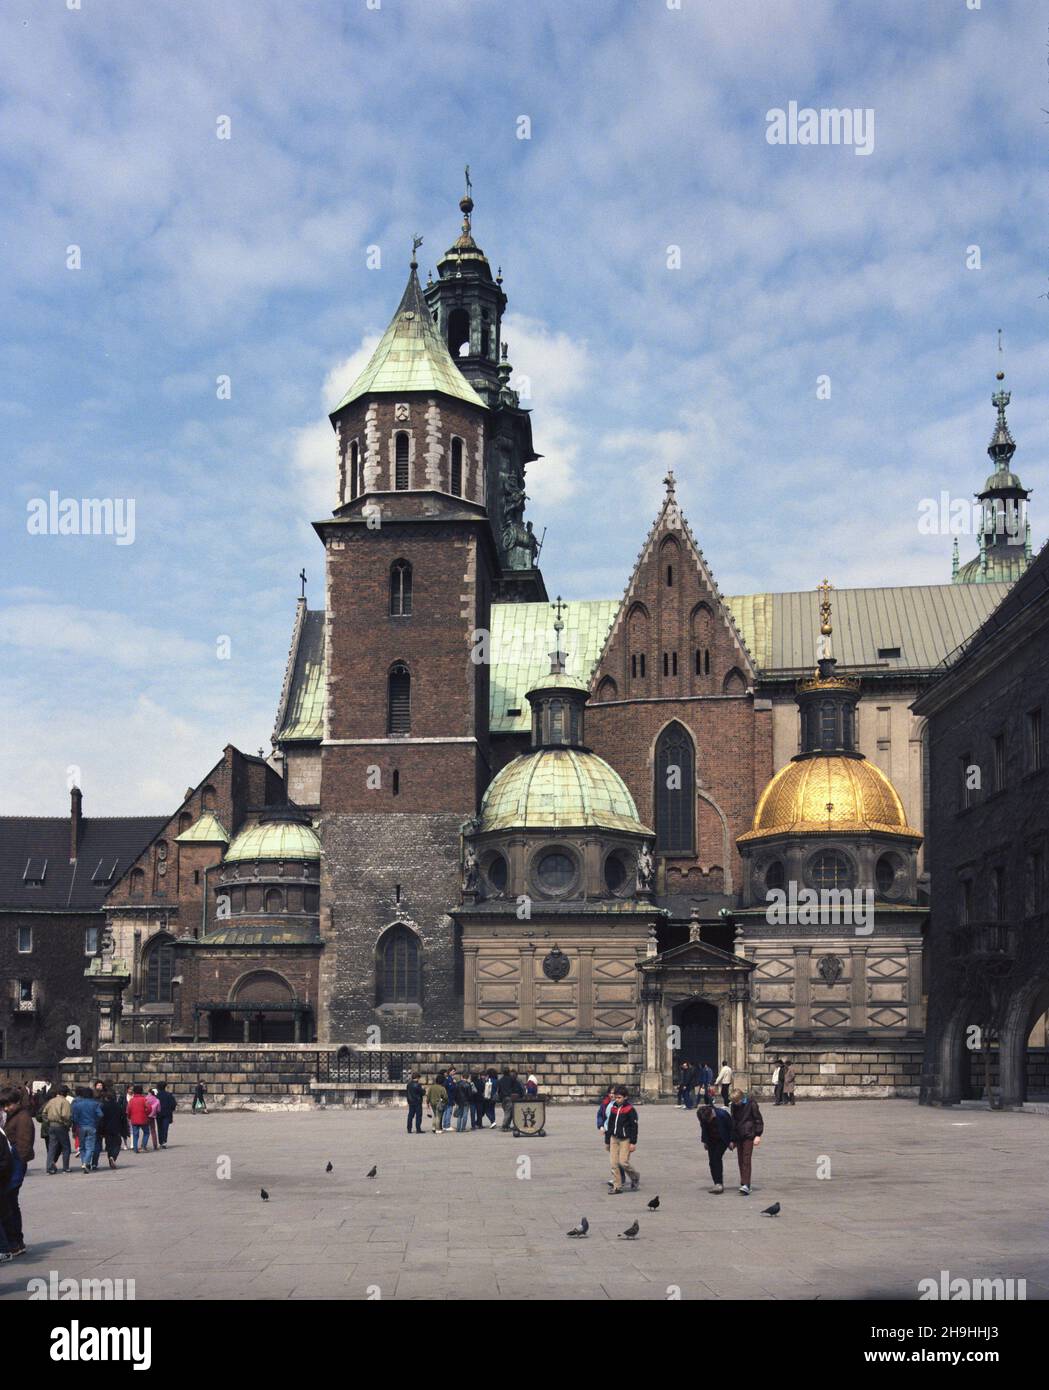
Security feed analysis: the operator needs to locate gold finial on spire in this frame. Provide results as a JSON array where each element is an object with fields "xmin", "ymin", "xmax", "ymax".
[{"xmin": 818, "ymin": 577, "xmax": 833, "ymax": 636}]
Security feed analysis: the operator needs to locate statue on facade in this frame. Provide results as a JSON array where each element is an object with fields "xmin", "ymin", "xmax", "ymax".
[
  {"xmin": 462, "ymin": 844, "xmax": 479, "ymax": 895},
  {"xmin": 636, "ymin": 841, "xmax": 655, "ymax": 894}
]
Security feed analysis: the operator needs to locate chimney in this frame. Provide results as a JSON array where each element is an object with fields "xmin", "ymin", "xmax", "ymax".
[{"xmin": 70, "ymin": 785, "xmax": 83, "ymax": 861}]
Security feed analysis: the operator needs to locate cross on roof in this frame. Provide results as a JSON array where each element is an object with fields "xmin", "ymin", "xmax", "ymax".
[{"xmin": 299, "ymin": 568, "xmax": 307, "ymax": 599}]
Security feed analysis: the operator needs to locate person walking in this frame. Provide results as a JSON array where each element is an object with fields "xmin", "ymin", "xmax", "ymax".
[
  {"xmin": 99, "ymin": 1089, "xmax": 123, "ymax": 1169},
  {"xmin": 697, "ymin": 1061, "xmax": 714, "ymax": 1108},
  {"xmin": 126, "ymin": 1086, "xmax": 151, "ymax": 1152},
  {"xmin": 192, "ymin": 1080, "xmax": 209, "ymax": 1113},
  {"xmin": 482, "ymin": 1069, "xmax": 498, "ymax": 1127},
  {"xmin": 715, "ymin": 1060, "xmax": 733, "ymax": 1106},
  {"xmin": 145, "ymin": 1089, "xmax": 161, "ymax": 1150},
  {"xmin": 729, "ymin": 1088, "xmax": 764, "ymax": 1196},
  {"xmin": 697, "ymin": 1103, "xmax": 734, "ymax": 1194},
  {"xmin": 598, "ymin": 1084, "xmax": 624, "ymax": 1190},
  {"xmin": 676, "ymin": 1060, "xmax": 694, "ymax": 1109},
  {"xmin": 426, "ymin": 1075, "xmax": 447, "ymax": 1134},
  {"xmin": 0, "ymin": 1085, "xmax": 35, "ymax": 1253},
  {"xmin": 603, "ymin": 1086, "xmax": 639, "ymax": 1194},
  {"xmin": 441, "ymin": 1068, "xmax": 457, "ymax": 1130},
  {"xmin": 155, "ymin": 1083, "xmax": 177, "ymax": 1147},
  {"xmin": 68, "ymin": 1087, "xmax": 101, "ymax": 1176},
  {"xmin": 405, "ymin": 1074, "xmax": 424, "ymax": 1134},
  {"xmin": 42, "ymin": 1087, "xmax": 73, "ymax": 1174},
  {"xmin": 772, "ymin": 1058, "xmax": 786, "ymax": 1106},
  {"xmin": 783, "ymin": 1060, "xmax": 797, "ymax": 1105}
]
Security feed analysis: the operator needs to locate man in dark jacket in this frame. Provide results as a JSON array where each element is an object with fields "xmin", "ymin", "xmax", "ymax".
[
  {"xmin": 155, "ymin": 1082, "xmax": 177, "ymax": 1148},
  {"xmin": 405, "ymin": 1074, "xmax": 424, "ymax": 1134},
  {"xmin": 497, "ymin": 1067, "xmax": 523, "ymax": 1131},
  {"xmin": 0, "ymin": 1127, "xmax": 14, "ymax": 1261},
  {"xmin": 604, "ymin": 1086, "xmax": 640, "ymax": 1193},
  {"xmin": 677, "ymin": 1060, "xmax": 694, "ymax": 1109},
  {"xmin": 0, "ymin": 1086, "xmax": 35, "ymax": 1255},
  {"xmin": 729, "ymin": 1089, "xmax": 764, "ymax": 1195},
  {"xmin": 697, "ymin": 1104, "xmax": 733, "ymax": 1193}
]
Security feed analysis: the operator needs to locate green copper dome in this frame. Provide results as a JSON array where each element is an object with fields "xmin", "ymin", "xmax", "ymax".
[
  {"xmin": 224, "ymin": 819, "xmax": 321, "ymax": 864},
  {"xmin": 480, "ymin": 748, "xmax": 651, "ymax": 834},
  {"xmin": 175, "ymin": 812, "xmax": 229, "ymax": 844}
]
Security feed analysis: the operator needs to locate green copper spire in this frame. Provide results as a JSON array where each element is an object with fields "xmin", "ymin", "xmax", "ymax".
[{"xmin": 333, "ymin": 249, "xmax": 486, "ymax": 412}]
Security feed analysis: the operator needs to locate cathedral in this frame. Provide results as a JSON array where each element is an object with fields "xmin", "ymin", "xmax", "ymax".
[{"xmin": 4, "ymin": 189, "xmax": 1040, "ymax": 1102}]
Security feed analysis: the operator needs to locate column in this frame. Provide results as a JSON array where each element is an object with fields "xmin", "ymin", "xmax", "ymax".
[
  {"xmin": 905, "ymin": 945, "xmax": 923, "ymax": 1030},
  {"xmin": 850, "ymin": 946, "xmax": 868, "ymax": 1029},
  {"xmin": 794, "ymin": 946, "xmax": 812, "ymax": 1028},
  {"xmin": 519, "ymin": 944, "xmax": 535, "ymax": 1034},
  {"xmin": 577, "ymin": 947, "xmax": 594, "ymax": 1036},
  {"xmin": 463, "ymin": 947, "xmax": 479, "ymax": 1034}
]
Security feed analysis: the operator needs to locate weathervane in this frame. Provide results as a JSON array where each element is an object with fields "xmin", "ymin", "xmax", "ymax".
[{"xmin": 411, "ymin": 233, "xmax": 423, "ymax": 268}]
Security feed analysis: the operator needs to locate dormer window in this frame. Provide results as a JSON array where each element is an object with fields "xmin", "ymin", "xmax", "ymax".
[{"xmin": 22, "ymin": 858, "xmax": 47, "ymax": 886}]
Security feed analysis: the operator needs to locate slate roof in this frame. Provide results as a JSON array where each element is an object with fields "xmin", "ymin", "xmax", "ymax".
[
  {"xmin": 273, "ymin": 583, "xmax": 1016, "ymax": 743},
  {"xmin": 331, "ymin": 267, "xmax": 485, "ymax": 413},
  {"xmin": 0, "ymin": 816, "xmax": 166, "ymax": 913}
]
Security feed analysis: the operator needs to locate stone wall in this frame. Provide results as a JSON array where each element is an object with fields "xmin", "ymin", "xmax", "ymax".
[
  {"xmin": 747, "ymin": 1040, "xmax": 925, "ymax": 1098},
  {"xmin": 60, "ymin": 1042, "xmax": 640, "ymax": 1110}
]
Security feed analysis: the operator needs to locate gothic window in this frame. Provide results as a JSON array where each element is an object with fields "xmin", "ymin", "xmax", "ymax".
[
  {"xmin": 378, "ymin": 925, "xmax": 421, "ymax": 1005},
  {"xmin": 596, "ymin": 676, "xmax": 617, "ymax": 702},
  {"xmin": 663, "ymin": 652, "xmax": 669, "ymax": 677},
  {"xmin": 350, "ymin": 440, "xmax": 360, "ymax": 500},
  {"xmin": 704, "ymin": 650, "xmax": 710, "ymax": 675},
  {"xmin": 655, "ymin": 721, "xmax": 695, "ymax": 855},
  {"xmin": 390, "ymin": 559, "xmax": 413, "ymax": 616},
  {"xmin": 450, "ymin": 438, "xmax": 463, "ymax": 497},
  {"xmin": 388, "ymin": 663, "xmax": 411, "ymax": 734},
  {"xmin": 395, "ymin": 432, "xmax": 409, "ymax": 490},
  {"xmin": 722, "ymin": 668, "xmax": 746, "ymax": 695},
  {"xmin": 144, "ymin": 936, "xmax": 175, "ymax": 1004},
  {"xmin": 672, "ymin": 652, "xmax": 678, "ymax": 676},
  {"xmin": 666, "ymin": 565, "xmax": 673, "ymax": 586}
]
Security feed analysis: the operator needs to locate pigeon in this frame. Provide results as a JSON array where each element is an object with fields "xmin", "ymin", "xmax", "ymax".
[
  {"xmin": 567, "ymin": 1218, "xmax": 589, "ymax": 1238},
  {"xmin": 260, "ymin": 1188, "xmax": 269, "ymax": 1201},
  {"xmin": 366, "ymin": 1165, "xmax": 377, "ymax": 1178},
  {"xmin": 647, "ymin": 1196, "xmax": 660, "ymax": 1211},
  {"xmin": 761, "ymin": 1202, "xmax": 781, "ymax": 1217},
  {"xmin": 325, "ymin": 1162, "xmax": 333, "ymax": 1173},
  {"xmin": 618, "ymin": 1220, "xmax": 639, "ymax": 1240}
]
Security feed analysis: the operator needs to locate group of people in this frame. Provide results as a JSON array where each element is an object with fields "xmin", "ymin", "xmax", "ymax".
[
  {"xmin": 676, "ymin": 1059, "xmax": 734, "ymax": 1109},
  {"xmin": 406, "ymin": 1066, "xmax": 539, "ymax": 1134},
  {"xmin": 598, "ymin": 1080, "xmax": 767, "ymax": 1196},
  {"xmin": 0, "ymin": 1076, "xmax": 211, "ymax": 1264},
  {"xmin": 770, "ymin": 1057, "xmax": 797, "ymax": 1105}
]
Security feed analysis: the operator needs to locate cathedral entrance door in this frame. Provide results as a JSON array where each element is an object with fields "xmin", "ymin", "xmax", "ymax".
[{"xmin": 674, "ymin": 999, "xmax": 718, "ymax": 1083}]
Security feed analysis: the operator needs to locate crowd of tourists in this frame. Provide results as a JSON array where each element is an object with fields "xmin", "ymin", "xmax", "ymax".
[
  {"xmin": 405, "ymin": 1065, "xmax": 539, "ymax": 1133},
  {"xmin": 0, "ymin": 1077, "xmax": 211, "ymax": 1264}
]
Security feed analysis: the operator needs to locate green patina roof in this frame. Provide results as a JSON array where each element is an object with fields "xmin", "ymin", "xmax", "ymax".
[
  {"xmin": 490, "ymin": 600, "xmax": 619, "ymax": 734},
  {"xmin": 198, "ymin": 922, "xmax": 320, "ymax": 947},
  {"xmin": 480, "ymin": 748, "xmax": 651, "ymax": 834},
  {"xmin": 224, "ymin": 819, "xmax": 321, "ymax": 864},
  {"xmin": 175, "ymin": 812, "xmax": 230, "ymax": 845},
  {"xmin": 277, "ymin": 610, "xmax": 325, "ymax": 742},
  {"xmin": 332, "ymin": 267, "xmax": 485, "ymax": 412}
]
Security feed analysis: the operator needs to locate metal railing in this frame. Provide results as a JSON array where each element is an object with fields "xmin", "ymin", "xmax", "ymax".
[{"xmin": 314, "ymin": 1048, "xmax": 406, "ymax": 1085}]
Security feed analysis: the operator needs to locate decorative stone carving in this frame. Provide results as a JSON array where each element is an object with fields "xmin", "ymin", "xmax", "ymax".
[
  {"xmin": 542, "ymin": 947, "xmax": 570, "ymax": 982},
  {"xmin": 817, "ymin": 953, "xmax": 844, "ymax": 985},
  {"xmin": 462, "ymin": 845, "xmax": 479, "ymax": 895}
]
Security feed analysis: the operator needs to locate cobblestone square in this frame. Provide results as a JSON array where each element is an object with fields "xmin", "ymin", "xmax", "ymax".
[{"xmin": 3, "ymin": 1101, "xmax": 1046, "ymax": 1301}]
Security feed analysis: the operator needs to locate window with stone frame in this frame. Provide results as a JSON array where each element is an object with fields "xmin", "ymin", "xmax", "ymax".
[
  {"xmin": 388, "ymin": 663, "xmax": 411, "ymax": 734},
  {"xmin": 655, "ymin": 721, "xmax": 695, "ymax": 855},
  {"xmin": 378, "ymin": 925, "xmax": 421, "ymax": 1005},
  {"xmin": 143, "ymin": 937, "xmax": 175, "ymax": 1004},
  {"xmin": 394, "ymin": 432, "xmax": 410, "ymax": 489},
  {"xmin": 450, "ymin": 437, "xmax": 464, "ymax": 496},
  {"xmin": 390, "ymin": 559, "xmax": 413, "ymax": 617}
]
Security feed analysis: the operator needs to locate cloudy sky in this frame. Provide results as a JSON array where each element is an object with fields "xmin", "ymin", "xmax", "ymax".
[{"xmin": 2, "ymin": 0, "xmax": 1046, "ymax": 813}]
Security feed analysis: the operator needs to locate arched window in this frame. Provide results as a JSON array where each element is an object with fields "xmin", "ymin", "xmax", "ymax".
[
  {"xmin": 378, "ymin": 925, "xmax": 421, "ymax": 1004},
  {"xmin": 178, "ymin": 812, "xmax": 192, "ymax": 834},
  {"xmin": 596, "ymin": 676, "xmax": 618, "ymax": 702},
  {"xmin": 450, "ymin": 438, "xmax": 463, "ymax": 496},
  {"xmin": 202, "ymin": 785, "xmax": 216, "ymax": 811},
  {"xmin": 722, "ymin": 667, "xmax": 746, "ymax": 695},
  {"xmin": 388, "ymin": 663, "xmax": 411, "ymax": 734},
  {"xmin": 129, "ymin": 867, "xmax": 145, "ymax": 897},
  {"xmin": 395, "ymin": 432, "xmax": 409, "ymax": 490},
  {"xmin": 390, "ymin": 559, "xmax": 412, "ymax": 617},
  {"xmin": 655, "ymin": 722, "xmax": 695, "ymax": 855},
  {"xmin": 448, "ymin": 308, "xmax": 470, "ymax": 358},
  {"xmin": 144, "ymin": 936, "xmax": 176, "ymax": 1004},
  {"xmin": 350, "ymin": 440, "xmax": 360, "ymax": 500},
  {"xmin": 264, "ymin": 888, "xmax": 283, "ymax": 913}
]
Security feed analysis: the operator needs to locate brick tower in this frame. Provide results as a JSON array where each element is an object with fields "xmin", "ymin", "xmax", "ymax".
[{"xmin": 315, "ymin": 207, "xmax": 544, "ymax": 1044}]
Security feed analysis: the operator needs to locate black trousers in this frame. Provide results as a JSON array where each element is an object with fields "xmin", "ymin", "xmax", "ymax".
[
  {"xmin": 705, "ymin": 1140, "xmax": 728, "ymax": 1186},
  {"xmin": 720, "ymin": 1084, "xmax": 730, "ymax": 1105},
  {"xmin": 406, "ymin": 1101, "xmax": 423, "ymax": 1132}
]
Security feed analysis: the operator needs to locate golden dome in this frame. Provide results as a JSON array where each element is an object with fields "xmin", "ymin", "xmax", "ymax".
[{"xmin": 738, "ymin": 755, "xmax": 921, "ymax": 843}]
